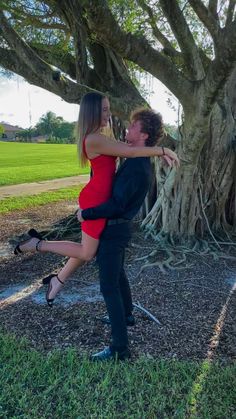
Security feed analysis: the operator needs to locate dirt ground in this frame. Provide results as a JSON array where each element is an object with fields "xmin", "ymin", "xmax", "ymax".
[{"xmin": 0, "ymin": 200, "xmax": 235, "ymax": 362}]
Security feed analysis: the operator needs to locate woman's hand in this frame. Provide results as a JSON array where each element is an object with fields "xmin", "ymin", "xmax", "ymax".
[{"xmin": 161, "ymin": 148, "xmax": 180, "ymax": 167}]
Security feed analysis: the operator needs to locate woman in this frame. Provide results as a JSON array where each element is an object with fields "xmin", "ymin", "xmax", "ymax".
[{"xmin": 14, "ymin": 92, "xmax": 179, "ymax": 306}]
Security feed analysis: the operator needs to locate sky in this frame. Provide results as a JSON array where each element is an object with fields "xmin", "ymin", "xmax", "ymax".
[{"xmin": 0, "ymin": 75, "xmax": 179, "ymax": 129}]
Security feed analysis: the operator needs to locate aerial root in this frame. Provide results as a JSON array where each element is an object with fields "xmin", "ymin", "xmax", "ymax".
[
  {"xmin": 133, "ymin": 302, "xmax": 161, "ymax": 325},
  {"xmin": 134, "ymin": 233, "xmax": 234, "ymax": 275}
]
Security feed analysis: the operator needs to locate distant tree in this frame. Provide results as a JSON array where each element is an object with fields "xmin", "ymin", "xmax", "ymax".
[
  {"xmin": 17, "ymin": 127, "xmax": 39, "ymax": 141},
  {"xmin": 0, "ymin": 124, "xmax": 5, "ymax": 137},
  {"xmin": 36, "ymin": 111, "xmax": 62, "ymax": 136},
  {"xmin": 16, "ymin": 114, "xmax": 75, "ymax": 142},
  {"xmin": 53, "ymin": 121, "xmax": 75, "ymax": 142}
]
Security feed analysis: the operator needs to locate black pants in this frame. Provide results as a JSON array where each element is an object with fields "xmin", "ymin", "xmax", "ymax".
[{"xmin": 96, "ymin": 222, "xmax": 132, "ymax": 350}]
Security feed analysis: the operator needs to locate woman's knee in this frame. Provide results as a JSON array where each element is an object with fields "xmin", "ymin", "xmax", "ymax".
[{"xmin": 82, "ymin": 250, "xmax": 96, "ymax": 262}]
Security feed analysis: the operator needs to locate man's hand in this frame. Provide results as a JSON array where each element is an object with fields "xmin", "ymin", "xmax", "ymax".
[{"xmin": 77, "ymin": 209, "xmax": 84, "ymax": 222}]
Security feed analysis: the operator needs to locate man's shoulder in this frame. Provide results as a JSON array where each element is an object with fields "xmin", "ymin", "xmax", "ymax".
[
  {"xmin": 124, "ymin": 157, "xmax": 150, "ymax": 167},
  {"xmin": 116, "ymin": 157, "xmax": 151, "ymax": 178}
]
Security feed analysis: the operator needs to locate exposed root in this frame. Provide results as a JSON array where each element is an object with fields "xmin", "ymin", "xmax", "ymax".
[
  {"xmin": 135, "ymin": 249, "xmax": 158, "ymax": 261},
  {"xmin": 135, "ymin": 230, "xmax": 236, "ymax": 275},
  {"xmin": 199, "ymin": 185, "xmax": 222, "ymax": 250},
  {"xmin": 36, "ymin": 211, "xmax": 81, "ymax": 241},
  {"xmin": 133, "ymin": 301, "xmax": 161, "ymax": 325},
  {"xmin": 137, "ymin": 261, "xmax": 167, "ymax": 275}
]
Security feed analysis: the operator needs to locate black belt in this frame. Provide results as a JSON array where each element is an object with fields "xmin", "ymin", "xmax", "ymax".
[{"xmin": 107, "ymin": 218, "xmax": 130, "ymax": 225}]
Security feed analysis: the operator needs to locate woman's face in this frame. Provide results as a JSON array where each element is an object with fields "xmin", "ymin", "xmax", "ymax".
[{"xmin": 101, "ymin": 97, "xmax": 111, "ymax": 127}]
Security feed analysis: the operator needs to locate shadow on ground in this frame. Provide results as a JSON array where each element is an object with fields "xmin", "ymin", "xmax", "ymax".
[{"xmin": 0, "ymin": 201, "xmax": 235, "ymax": 361}]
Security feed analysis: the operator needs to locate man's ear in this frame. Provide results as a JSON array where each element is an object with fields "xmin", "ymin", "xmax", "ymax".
[{"xmin": 141, "ymin": 132, "xmax": 148, "ymax": 141}]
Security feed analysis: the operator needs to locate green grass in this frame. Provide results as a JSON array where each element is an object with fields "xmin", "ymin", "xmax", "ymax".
[
  {"xmin": 0, "ymin": 141, "xmax": 89, "ymax": 186},
  {"xmin": 0, "ymin": 332, "xmax": 235, "ymax": 419},
  {"xmin": 0, "ymin": 186, "xmax": 82, "ymax": 214}
]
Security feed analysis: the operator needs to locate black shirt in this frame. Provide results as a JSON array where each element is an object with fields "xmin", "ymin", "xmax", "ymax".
[{"xmin": 81, "ymin": 157, "xmax": 152, "ymax": 221}]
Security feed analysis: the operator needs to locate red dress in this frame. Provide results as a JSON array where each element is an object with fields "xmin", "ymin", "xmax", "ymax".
[{"xmin": 78, "ymin": 139, "xmax": 116, "ymax": 239}]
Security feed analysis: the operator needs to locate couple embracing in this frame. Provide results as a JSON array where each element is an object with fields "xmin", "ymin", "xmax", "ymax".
[{"xmin": 14, "ymin": 92, "xmax": 179, "ymax": 361}]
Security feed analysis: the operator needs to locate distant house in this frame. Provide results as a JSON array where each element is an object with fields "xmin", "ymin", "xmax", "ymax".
[
  {"xmin": 31, "ymin": 135, "xmax": 48, "ymax": 143},
  {"xmin": 1, "ymin": 122, "xmax": 24, "ymax": 140}
]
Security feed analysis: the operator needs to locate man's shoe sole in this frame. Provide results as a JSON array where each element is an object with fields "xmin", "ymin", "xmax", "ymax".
[{"xmin": 91, "ymin": 346, "xmax": 131, "ymax": 362}]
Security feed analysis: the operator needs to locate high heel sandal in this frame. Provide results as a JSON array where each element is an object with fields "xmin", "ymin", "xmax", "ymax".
[
  {"xmin": 43, "ymin": 274, "xmax": 64, "ymax": 307},
  {"xmin": 14, "ymin": 241, "xmax": 41, "ymax": 255},
  {"xmin": 28, "ymin": 228, "xmax": 43, "ymax": 240},
  {"xmin": 14, "ymin": 229, "xmax": 43, "ymax": 255}
]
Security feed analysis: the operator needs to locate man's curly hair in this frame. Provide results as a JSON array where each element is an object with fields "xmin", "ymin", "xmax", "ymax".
[{"xmin": 131, "ymin": 108, "xmax": 164, "ymax": 146}]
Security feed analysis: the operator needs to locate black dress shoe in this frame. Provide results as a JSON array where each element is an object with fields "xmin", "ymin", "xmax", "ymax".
[
  {"xmin": 91, "ymin": 346, "xmax": 131, "ymax": 362},
  {"xmin": 99, "ymin": 314, "xmax": 135, "ymax": 327}
]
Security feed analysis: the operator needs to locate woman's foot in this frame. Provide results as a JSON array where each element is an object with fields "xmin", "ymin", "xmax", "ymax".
[
  {"xmin": 14, "ymin": 237, "xmax": 42, "ymax": 255},
  {"xmin": 44, "ymin": 274, "xmax": 64, "ymax": 307}
]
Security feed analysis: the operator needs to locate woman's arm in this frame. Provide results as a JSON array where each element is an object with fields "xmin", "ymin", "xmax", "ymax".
[{"xmin": 86, "ymin": 134, "xmax": 179, "ymax": 165}]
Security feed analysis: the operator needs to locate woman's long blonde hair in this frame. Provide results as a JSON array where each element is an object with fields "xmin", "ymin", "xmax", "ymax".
[{"xmin": 77, "ymin": 92, "xmax": 106, "ymax": 167}]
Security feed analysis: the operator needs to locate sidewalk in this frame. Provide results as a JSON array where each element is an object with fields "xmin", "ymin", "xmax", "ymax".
[{"xmin": 0, "ymin": 175, "xmax": 90, "ymax": 200}]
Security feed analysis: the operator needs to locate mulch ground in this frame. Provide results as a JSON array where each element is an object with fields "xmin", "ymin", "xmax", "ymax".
[{"xmin": 0, "ymin": 201, "xmax": 235, "ymax": 362}]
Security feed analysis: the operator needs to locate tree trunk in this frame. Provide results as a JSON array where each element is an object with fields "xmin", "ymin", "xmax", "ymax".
[{"xmin": 142, "ymin": 87, "xmax": 236, "ymax": 243}]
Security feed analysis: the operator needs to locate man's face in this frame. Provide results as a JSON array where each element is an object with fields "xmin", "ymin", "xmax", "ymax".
[{"xmin": 126, "ymin": 119, "xmax": 148, "ymax": 146}]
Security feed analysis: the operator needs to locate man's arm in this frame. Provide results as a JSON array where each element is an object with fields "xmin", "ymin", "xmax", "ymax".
[{"xmin": 81, "ymin": 173, "xmax": 143, "ymax": 220}]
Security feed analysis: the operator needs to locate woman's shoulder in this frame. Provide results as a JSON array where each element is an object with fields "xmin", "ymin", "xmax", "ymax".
[
  {"xmin": 86, "ymin": 132, "xmax": 116, "ymax": 145},
  {"xmin": 86, "ymin": 132, "xmax": 106, "ymax": 143}
]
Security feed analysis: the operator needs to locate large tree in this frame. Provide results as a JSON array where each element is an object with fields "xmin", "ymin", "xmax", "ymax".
[{"xmin": 0, "ymin": 1, "xmax": 236, "ymax": 243}]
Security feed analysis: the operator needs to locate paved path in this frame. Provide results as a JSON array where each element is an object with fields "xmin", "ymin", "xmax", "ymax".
[{"xmin": 0, "ymin": 175, "xmax": 90, "ymax": 200}]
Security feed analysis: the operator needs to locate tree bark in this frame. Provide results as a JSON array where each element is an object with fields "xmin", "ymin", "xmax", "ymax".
[{"xmin": 142, "ymin": 80, "xmax": 236, "ymax": 242}]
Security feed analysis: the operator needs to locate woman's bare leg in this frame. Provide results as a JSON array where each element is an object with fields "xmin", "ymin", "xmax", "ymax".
[
  {"xmin": 59, "ymin": 257, "xmax": 85, "ymax": 282},
  {"xmin": 18, "ymin": 232, "xmax": 99, "ymax": 261},
  {"xmin": 47, "ymin": 257, "xmax": 84, "ymax": 301}
]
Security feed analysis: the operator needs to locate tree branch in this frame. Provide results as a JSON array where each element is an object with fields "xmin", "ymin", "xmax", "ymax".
[
  {"xmin": 0, "ymin": 9, "xmax": 60, "ymax": 81},
  {"xmin": 0, "ymin": 5, "xmax": 148, "ymax": 118},
  {"xmin": 208, "ymin": 0, "xmax": 218, "ymax": 20},
  {"xmin": 30, "ymin": 44, "xmax": 76, "ymax": 80},
  {"xmin": 159, "ymin": 0, "xmax": 205, "ymax": 79},
  {"xmin": 81, "ymin": 0, "xmax": 193, "ymax": 106},
  {"xmin": 4, "ymin": 1, "xmax": 54, "ymax": 19},
  {"xmin": 0, "ymin": 46, "xmax": 89, "ymax": 103},
  {"xmin": 6, "ymin": 3, "xmax": 67, "ymax": 31},
  {"xmin": 202, "ymin": 22, "xmax": 236, "ymax": 113},
  {"xmin": 188, "ymin": 0, "xmax": 220, "ymax": 40},
  {"xmin": 137, "ymin": 0, "xmax": 182, "ymax": 60},
  {"xmin": 20, "ymin": 16, "xmax": 68, "ymax": 31},
  {"xmin": 0, "ymin": 43, "xmax": 141, "ymax": 121},
  {"xmin": 226, "ymin": 0, "xmax": 236, "ymax": 26},
  {"xmin": 46, "ymin": 0, "xmax": 91, "ymax": 84},
  {"xmin": 0, "ymin": 9, "xmax": 95, "ymax": 106}
]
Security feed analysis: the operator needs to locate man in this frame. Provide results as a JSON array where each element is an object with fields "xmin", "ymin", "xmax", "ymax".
[{"xmin": 78, "ymin": 108, "xmax": 179, "ymax": 361}]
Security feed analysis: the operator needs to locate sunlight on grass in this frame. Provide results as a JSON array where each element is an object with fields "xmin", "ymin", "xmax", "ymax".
[
  {"xmin": 0, "ymin": 333, "xmax": 235, "ymax": 418},
  {"xmin": 0, "ymin": 142, "xmax": 89, "ymax": 186},
  {"xmin": 0, "ymin": 186, "xmax": 81, "ymax": 214},
  {"xmin": 187, "ymin": 281, "xmax": 236, "ymax": 418}
]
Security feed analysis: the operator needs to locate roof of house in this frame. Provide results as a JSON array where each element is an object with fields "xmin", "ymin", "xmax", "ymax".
[{"xmin": 0, "ymin": 122, "xmax": 24, "ymax": 132}]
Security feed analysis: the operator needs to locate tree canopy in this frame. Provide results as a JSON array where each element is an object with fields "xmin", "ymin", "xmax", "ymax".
[
  {"xmin": 0, "ymin": 1, "xmax": 235, "ymax": 118},
  {"xmin": 1, "ymin": 1, "xmax": 236, "ymax": 240}
]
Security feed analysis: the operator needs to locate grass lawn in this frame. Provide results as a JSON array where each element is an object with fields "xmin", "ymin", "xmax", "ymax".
[
  {"xmin": 0, "ymin": 186, "xmax": 82, "ymax": 214},
  {"xmin": 0, "ymin": 141, "xmax": 89, "ymax": 186},
  {"xmin": 1, "ymin": 143, "xmax": 235, "ymax": 418},
  {"xmin": 0, "ymin": 332, "xmax": 235, "ymax": 418}
]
